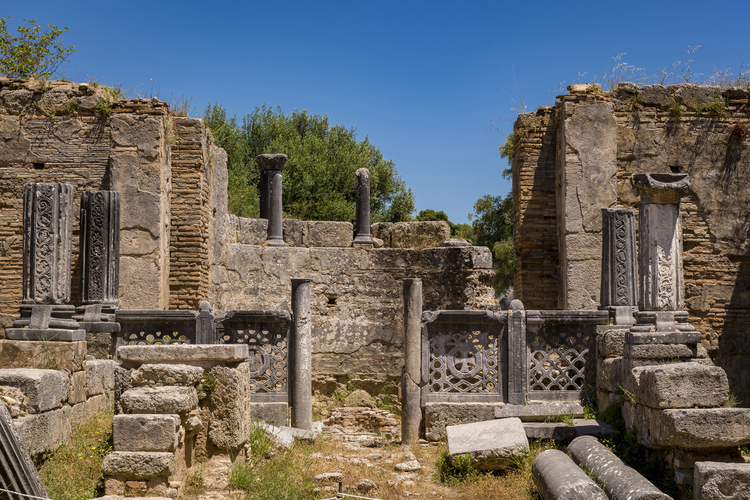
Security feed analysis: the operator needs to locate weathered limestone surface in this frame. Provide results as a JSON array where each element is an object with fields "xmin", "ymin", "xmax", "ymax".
[
  {"xmin": 126, "ymin": 363, "xmax": 204, "ymax": 387},
  {"xmin": 206, "ymin": 362, "xmax": 251, "ymax": 450},
  {"xmin": 655, "ymin": 408, "xmax": 750, "ymax": 449},
  {"xmin": 113, "ymin": 414, "xmax": 178, "ymax": 452},
  {"xmin": 0, "ymin": 369, "xmax": 68, "ymax": 412},
  {"xmin": 118, "ymin": 344, "xmax": 249, "ymax": 364},
  {"xmin": 14, "ymin": 407, "xmax": 71, "ymax": 456},
  {"xmin": 532, "ymin": 449, "xmax": 607, "ymax": 500},
  {"xmin": 85, "ymin": 359, "xmax": 117, "ymax": 397},
  {"xmin": 102, "ymin": 451, "xmax": 174, "ymax": 479},
  {"xmin": 632, "ymin": 362, "xmax": 728, "ymax": 409},
  {"xmin": 494, "ymin": 402, "xmax": 584, "ymax": 422},
  {"xmin": 446, "ymin": 418, "xmax": 529, "ymax": 470},
  {"xmin": 424, "ymin": 403, "xmax": 501, "ymax": 441},
  {"xmin": 0, "ymin": 339, "xmax": 86, "ymax": 371},
  {"xmin": 694, "ymin": 461, "xmax": 750, "ymax": 500},
  {"xmin": 120, "ymin": 386, "xmax": 199, "ymax": 414}
]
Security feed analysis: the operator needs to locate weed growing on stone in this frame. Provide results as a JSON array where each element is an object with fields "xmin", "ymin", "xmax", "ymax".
[
  {"xmin": 182, "ymin": 465, "xmax": 206, "ymax": 495},
  {"xmin": 435, "ymin": 452, "xmax": 476, "ymax": 485},
  {"xmin": 37, "ymin": 406, "xmax": 114, "ymax": 500},
  {"xmin": 246, "ymin": 420, "xmax": 275, "ymax": 459}
]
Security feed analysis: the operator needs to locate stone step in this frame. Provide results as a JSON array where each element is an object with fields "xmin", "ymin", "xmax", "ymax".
[
  {"xmin": 494, "ymin": 401, "xmax": 585, "ymax": 422},
  {"xmin": 523, "ymin": 419, "xmax": 616, "ymax": 440}
]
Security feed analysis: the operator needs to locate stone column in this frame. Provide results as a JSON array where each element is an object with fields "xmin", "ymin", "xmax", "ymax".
[
  {"xmin": 600, "ymin": 208, "xmax": 637, "ymax": 326},
  {"xmin": 79, "ymin": 190, "xmax": 120, "ymax": 311},
  {"xmin": 7, "ymin": 183, "xmax": 84, "ymax": 341},
  {"xmin": 259, "ymin": 169, "xmax": 270, "ymax": 219},
  {"xmin": 353, "ymin": 168, "xmax": 374, "ymax": 246},
  {"xmin": 290, "ymin": 278, "xmax": 312, "ymax": 430},
  {"xmin": 402, "ymin": 278, "xmax": 422, "ymax": 445},
  {"xmin": 507, "ymin": 299, "xmax": 527, "ymax": 405},
  {"xmin": 257, "ymin": 154, "xmax": 288, "ymax": 247}
]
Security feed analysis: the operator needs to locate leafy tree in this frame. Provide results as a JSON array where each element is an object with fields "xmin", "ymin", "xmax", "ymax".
[
  {"xmin": 416, "ymin": 209, "xmax": 474, "ymax": 241},
  {"xmin": 0, "ymin": 17, "xmax": 75, "ymax": 79},
  {"xmin": 204, "ymin": 103, "xmax": 414, "ymax": 222},
  {"xmin": 470, "ymin": 193, "xmax": 516, "ymax": 295}
]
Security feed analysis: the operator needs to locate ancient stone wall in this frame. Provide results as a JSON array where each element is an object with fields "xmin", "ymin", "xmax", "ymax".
[{"xmin": 514, "ymin": 83, "xmax": 750, "ymax": 401}]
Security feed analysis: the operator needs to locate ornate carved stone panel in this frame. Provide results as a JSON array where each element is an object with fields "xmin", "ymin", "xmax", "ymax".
[
  {"xmin": 600, "ymin": 208, "xmax": 637, "ymax": 307},
  {"xmin": 429, "ymin": 329, "xmax": 499, "ymax": 394},
  {"xmin": 527, "ymin": 328, "xmax": 595, "ymax": 393},
  {"xmin": 79, "ymin": 191, "xmax": 120, "ymax": 307},
  {"xmin": 639, "ymin": 203, "xmax": 684, "ymax": 311},
  {"xmin": 21, "ymin": 183, "xmax": 74, "ymax": 305}
]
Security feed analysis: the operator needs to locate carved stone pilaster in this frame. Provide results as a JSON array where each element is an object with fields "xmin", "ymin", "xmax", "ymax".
[
  {"xmin": 600, "ymin": 208, "xmax": 638, "ymax": 326},
  {"xmin": 20, "ymin": 183, "xmax": 74, "ymax": 305},
  {"xmin": 79, "ymin": 190, "xmax": 120, "ymax": 310}
]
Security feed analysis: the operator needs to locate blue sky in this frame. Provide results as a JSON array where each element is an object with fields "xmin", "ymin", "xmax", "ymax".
[{"xmin": 5, "ymin": 0, "xmax": 750, "ymax": 223}]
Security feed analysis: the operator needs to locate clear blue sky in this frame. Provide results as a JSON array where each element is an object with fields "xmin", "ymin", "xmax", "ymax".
[{"xmin": 6, "ymin": 0, "xmax": 749, "ymax": 223}]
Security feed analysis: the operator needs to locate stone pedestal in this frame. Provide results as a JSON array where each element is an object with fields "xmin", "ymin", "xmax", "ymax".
[
  {"xmin": 353, "ymin": 168, "xmax": 374, "ymax": 246},
  {"xmin": 257, "ymin": 154, "xmax": 288, "ymax": 247},
  {"xmin": 8, "ymin": 183, "xmax": 84, "ymax": 342}
]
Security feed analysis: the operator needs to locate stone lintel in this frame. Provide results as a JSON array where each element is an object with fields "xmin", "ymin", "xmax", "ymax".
[
  {"xmin": 626, "ymin": 330, "xmax": 702, "ymax": 345},
  {"xmin": 117, "ymin": 344, "xmax": 249, "ymax": 364}
]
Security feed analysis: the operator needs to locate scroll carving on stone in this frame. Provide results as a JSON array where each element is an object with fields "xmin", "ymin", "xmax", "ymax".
[{"xmin": 79, "ymin": 190, "xmax": 120, "ymax": 308}]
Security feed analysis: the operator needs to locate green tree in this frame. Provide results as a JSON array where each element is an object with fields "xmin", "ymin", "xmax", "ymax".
[
  {"xmin": 470, "ymin": 193, "xmax": 515, "ymax": 295},
  {"xmin": 204, "ymin": 103, "xmax": 414, "ymax": 222},
  {"xmin": 416, "ymin": 209, "xmax": 475, "ymax": 241},
  {"xmin": 0, "ymin": 17, "xmax": 75, "ymax": 78}
]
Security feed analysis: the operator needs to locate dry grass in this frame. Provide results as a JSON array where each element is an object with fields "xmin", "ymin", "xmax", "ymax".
[{"xmin": 37, "ymin": 407, "xmax": 114, "ymax": 500}]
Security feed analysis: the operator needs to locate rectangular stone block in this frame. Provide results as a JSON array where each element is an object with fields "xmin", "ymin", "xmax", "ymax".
[
  {"xmin": 250, "ymin": 402, "xmax": 289, "ymax": 427},
  {"xmin": 236, "ymin": 217, "xmax": 267, "ymax": 245},
  {"xmin": 117, "ymin": 344, "xmax": 249, "ymax": 364},
  {"xmin": 207, "ymin": 362, "xmax": 250, "ymax": 450},
  {"xmin": 597, "ymin": 328, "xmax": 625, "ymax": 358},
  {"xmin": 597, "ymin": 357, "xmax": 623, "ymax": 393},
  {"xmin": 447, "ymin": 418, "xmax": 529, "ymax": 470},
  {"xmin": 86, "ymin": 359, "xmax": 117, "ymax": 397},
  {"xmin": 306, "ymin": 221, "xmax": 353, "ymax": 247},
  {"xmin": 0, "ymin": 340, "xmax": 86, "ymax": 371},
  {"xmin": 69, "ymin": 370, "xmax": 87, "ymax": 404},
  {"xmin": 494, "ymin": 402, "xmax": 584, "ymax": 422},
  {"xmin": 14, "ymin": 407, "xmax": 71, "ymax": 456},
  {"xmin": 656, "ymin": 408, "xmax": 750, "ymax": 450},
  {"xmin": 694, "ymin": 462, "xmax": 750, "ymax": 500},
  {"xmin": 391, "ymin": 221, "xmax": 450, "ymax": 249},
  {"xmin": 0, "ymin": 368, "xmax": 68, "ymax": 412},
  {"xmin": 120, "ymin": 387, "xmax": 198, "ymax": 414},
  {"xmin": 424, "ymin": 402, "xmax": 501, "ymax": 441},
  {"xmin": 623, "ymin": 343, "xmax": 699, "ymax": 359},
  {"xmin": 633, "ymin": 362, "xmax": 729, "ymax": 409},
  {"xmin": 102, "ymin": 451, "xmax": 174, "ymax": 479},
  {"xmin": 129, "ymin": 363, "xmax": 204, "ymax": 387},
  {"xmin": 113, "ymin": 414, "xmax": 179, "ymax": 452}
]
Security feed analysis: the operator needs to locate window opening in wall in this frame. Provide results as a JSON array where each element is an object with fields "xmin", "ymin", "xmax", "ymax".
[
  {"xmin": 327, "ymin": 296, "xmax": 337, "ymax": 307},
  {"xmin": 33, "ymin": 163, "xmax": 45, "ymax": 169},
  {"xmin": 670, "ymin": 165, "xmax": 682, "ymax": 173}
]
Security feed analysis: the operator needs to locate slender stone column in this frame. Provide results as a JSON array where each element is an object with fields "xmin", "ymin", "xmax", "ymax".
[
  {"xmin": 21, "ymin": 183, "xmax": 74, "ymax": 305},
  {"xmin": 257, "ymin": 154, "xmax": 288, "ymax": 247},
  {"xmin": 507, "ymin": 299, "xmax": 527, "ymax": 405},
  {"xmin": 259, "ymin": 169, "xmax": 270, "ymax": 219},
  {"xmin": 79, "ymin": 190, "xmax": 120, "ymax": 310},
  {"xmin": 402, "ymin": 278, "xmax": 422, "ymax": 445},
  {"xmin": 632, "ymin": 173, "xmax": 689, "ymax": 313},
  {"xmin": 290, "ymin": 278, "xmax": 312, "ymax": 430},
  {"xmin": 353, "ymin": 168, "xmax": 374, "ymax": 246},
  {"xmin": 600, "ymin": 208, "xmax": 637, "ymax": 326}
]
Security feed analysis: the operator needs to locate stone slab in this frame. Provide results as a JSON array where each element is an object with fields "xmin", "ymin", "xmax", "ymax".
[
  {"xmin": 120, "ymin": 387, "xmax": 198, "ymax": 414},
  {"xmin": 633, "ymin": 362, "xmax": 729, "ymax": 409},
  {"xmin": 626, "ymin": 330, "xmax": 701, "ymax": 345},
  {"xmin": 623, "ymin": 343, "xmax": 699, "ymax": 359},
  {"xmin": 523, "ymin": 419, "xmax": 616, "ymax": 441},
  {"xmin": 0, "ymin": 369, "xmax": 68, "ymax": 412},
  {"xmin": 86, "ymin": 359, "xmax": 117, "ymax": 397},
  {"xmin": 102, "ymin": 451, "xmax": 174, "ymax": 479},
  {"xmin": 279, "ymin": 425, "xmax": 320, "ymax": 442},
  {"xmin": 0, "ymin": 340, "xmax": 87, "ymax": 371},
  {"xmin": 69, "ymin": 370, "xmax": 87, "ymax": 404},
  {"xmin": 6, "ymin": 328, "xmax": 86, "ymax": 342},
  {"xmin": 128, "ymin": 364, "xmax": 204, "ymax": 387},
  {"xmin": 113, "ymin": 414, "xmax": 179, "ymax": 452},
  {"xmin": 694, "ymin": 461, "xmax": 750, "ymax": 500},
  {"xmin": 655, "ymin": 408, "xmax": 750, "ymax": 449},
  {"xmin": 494, "ymin": 402, "xmax": 584, "ymax": 422},
  {"xmin": 207, "ymin": 363, "xmax": 250, "ymax": 450},
  {"xmin": 597, "ymin": 328, "xmax": 626, "ymax": 358},
  {"xmin": 118, "ymin": 344, "xmax": 249, "ymax": 364},
  {"xmin": 14, "ymin": 407, "xmax": 71, "ymax": 456},
  {"xmin": 307, "ymin": 221, "xmax": 353, "ymax": 247},
  {"xmin": 532, "ymin": 449, "xmax": 607, "ymax": 500},
  {"xmin": 424, "ymin": 402, "xmax": 500, "ymax": 441},
  {"xmin": 250, "ymin": 402, "xmax": 289, "ymax": 427},
  {"xmin": 447, "ymin": 418, "xmax": 529, "ymax": 470}
]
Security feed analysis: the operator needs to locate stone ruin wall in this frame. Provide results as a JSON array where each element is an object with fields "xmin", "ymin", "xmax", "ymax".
[
  {"xmin": 514, "ymin": 82, "xmax": 750, "ymax": 401},
  {"xmin": 0, "ymin": 78, "xmax": 496, "ymax": 394}
]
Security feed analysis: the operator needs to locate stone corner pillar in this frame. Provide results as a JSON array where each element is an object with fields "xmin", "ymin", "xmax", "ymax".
[
  {"xmin": 508, "ymin": 299, "xmax": 527, "ymax": 405},
  {"xmin": 402, "ymin": 278, "xmax": 422, "ymax": 445},
  {"xmin": 256, "ymin": 154, "xmax": 288, "ymax": 247},
  {"xmin": 600, "ymin": 207, "xmax": 637, "ymax": 327},
  {"xmin": 352, "ymin": 168, "xmax": 374, "ymax": 246},
  {"xmin": 290, "ymin": 278, "xmax": 312, "ymax": 430}
]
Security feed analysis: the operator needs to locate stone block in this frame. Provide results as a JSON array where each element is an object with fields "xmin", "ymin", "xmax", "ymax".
[
  {"xmin": 207, "ymin": 362, "xmax": 250, "ymax": 450},
  {"xmin": 633, "ymin": 362, "xmax": 729, "ymax": 409},
  {"xmin": 102, "ymin": 451, "xmax": 174, "ymax": 479},
  {"xmin": 282, "ymin": 218, "xmax": 306, "ymax": 246},
  {"xmin": 128, "ymin": 364, "xmax": 204, "ymax": 387},
  {"xmin": 307, "ymin": 221, "xmax": 353, "ymax": 247},
  {"xmin": 370, "ymin": 223, "xmax": 392, "ymax": 247},
  {"xmin": 423, "ymin": 402, "xmax": 500, "ymax": 441},
  {"xmin": 86, "ymin": 331, "xmax": 118, "ymax": 359},
  {"xmin": 86, "ymin": 359, "xmax": 117, "ymax": 397},
  {"xmin": 0, "ymin": 369, "xmax": 68, "ymax": 412},
  {"xmin": 113, "ymin": 414, "xmax": 179, "ymax": 452},
  {"xmin": 447, "ymin": 418, "xmax": 529, "ymax": 470},
  {"xmin": 120, "ymin": 387, "xmax": 198, "ymax": 414},
  {"xmin": 597, "ymin": 356, "xmax": 623, "ymax": 393},
  {"xmin": 69, "ymin": 370, "xmax": 87, "ymax": 404},
  {"xmin": 494, "ymin": 402, "xmax": 584, "ymax": 422},
  {"xmin": 117, "ymin": 344, "xmax": 249, "ymax": 364},
  {"xmin": 14, "ymin": 408, "xmax": 71, "ymax": 456},
  {"xmin": 250, "ymin": 402, "xmax": 289, "ymax": 427},
  {"xmin": 655, "ymin": 408, "xmax": 750, "ymax": 449},
  {"xmin": 0, "ymin": 340, "xmax": 86, "ymax": 371},
  {"xmin": 597, "ymin": 328, "xmax": 626, "ymax": 357},
  {"xmin": 391, "ymin": 221, "xmax": 450, "ymax": 249},
  {"xmin": 532, "ymin": 449, "xmax": 608, "ymax": 500},
  {"xmin": 623, "ymin": 342, "xmax": 699, "ymax": 359},
  {"xmin": 236, "ymin": 217, "xmax": 267, "ymax": 245},
  {"xmin": 694, "ymin": 461, "xmax": 750, "ymax": 500}
]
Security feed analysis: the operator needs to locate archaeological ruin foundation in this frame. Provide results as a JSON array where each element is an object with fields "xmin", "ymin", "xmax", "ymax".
[{"xmin": 0, "ymin": 77, "xmax": 749, "ymax": 499}]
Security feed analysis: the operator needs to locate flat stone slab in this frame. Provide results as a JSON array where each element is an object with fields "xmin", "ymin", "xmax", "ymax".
[
  {"xmin": 118, "ymin": 344, "xmax": 249, "ymax": 364},
  {"xmin": 129, "ymin": 364, "xmax": 204, "ymax": 387},
  {"xmin": 532, "ymin": 449, "xmax": 607, "ymax": 499},
  {"xmin": 655, "ymin": 408, "xmax": 750, "ymax": 449},
  {"xmin": 447, "ymin": 418, "xmax": 529, "ymax": 470},
  {"xmin": 633, "ymin": 362, "xmax": 729, "ymax": 409},
  {"xmin": 279, "ymin": 425, "xmax": 320, "ymax": 442},
  {"xmin": 120, "ymin": 387, "xmax": 198, "ymax": 414},
  {"xmin": 694, "ymin": 461, "xmax": 750, "ymax": 500},
  {"xmin": 494, "ymin": 402, "xmax": 584, "ymax": 422},
  {"xmin": 6, "ymin": 328, "xmax": 85, "ymax": 342},
  {"xmin": 523, "ymin": 419, "xmax": 615, "ymax": 441},
  {"xmin": 101, "ymin": 451, "xmax": 174, "ymax": 479},
  {"xmin": 113, "ymin": 414, "xmax": 179, "ymax": 452},
  {"xmin": 0, "ymin": 369, "xmax": 69, "ymax": 412},
  {"xmin": 626, "ymin": 330, "xmax": 701, "ymax": 344}
]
